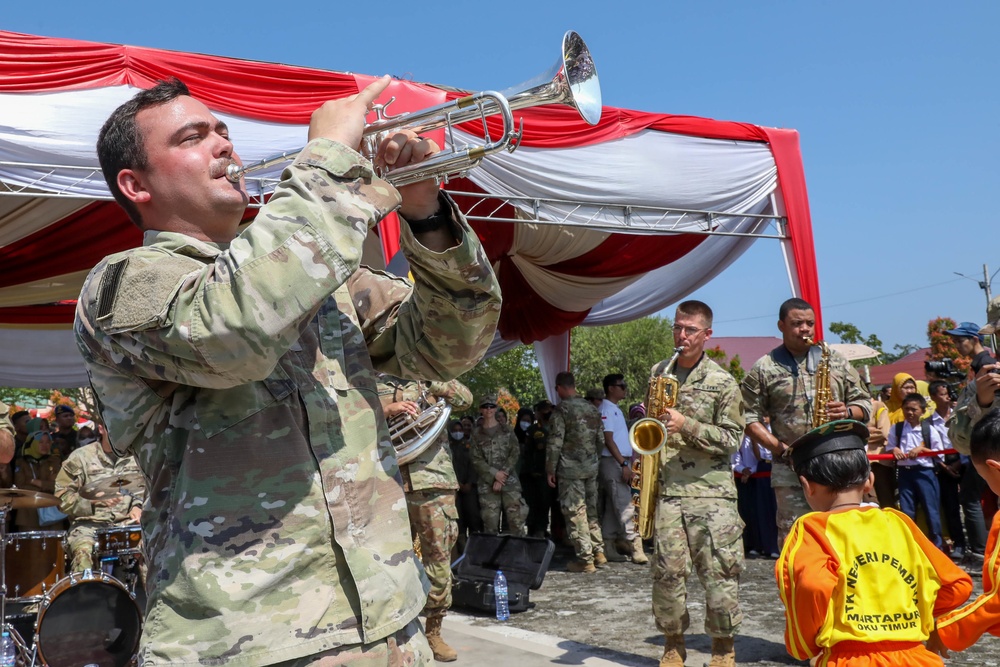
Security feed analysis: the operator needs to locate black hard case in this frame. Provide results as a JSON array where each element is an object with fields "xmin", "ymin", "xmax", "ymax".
[{"xmin": 451, "ymin": 534, "xmax": 554, "ymax": 614}]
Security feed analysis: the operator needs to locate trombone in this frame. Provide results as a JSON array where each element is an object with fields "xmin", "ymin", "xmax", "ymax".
[{"xmin": 226, "ymin": 31, "xmax": 601, "ymax": 188}]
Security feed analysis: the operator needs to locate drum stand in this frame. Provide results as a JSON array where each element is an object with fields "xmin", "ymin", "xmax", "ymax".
[{"xmin": 0, "ymin": 505, "xmax": 38, "ymax": 667}]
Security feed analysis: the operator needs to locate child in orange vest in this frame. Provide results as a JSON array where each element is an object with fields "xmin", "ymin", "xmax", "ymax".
[
  {"xmin": 931, "ymin": 407, "xmax": 1000, "ymax": 655},
  {"xmin": 776, "ymin": 420, "xmax": 972, "ymax": 666}
]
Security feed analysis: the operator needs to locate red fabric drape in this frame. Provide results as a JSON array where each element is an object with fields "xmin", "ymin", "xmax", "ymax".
[{"xmin": 0, "ymin": 302, "xmax": 76, "ymax": 324}]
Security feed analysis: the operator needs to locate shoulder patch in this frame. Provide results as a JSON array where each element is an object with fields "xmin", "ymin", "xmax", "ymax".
[{"xmin": 97, "ymin": 252, "xmax": 198, "ymax": 333}]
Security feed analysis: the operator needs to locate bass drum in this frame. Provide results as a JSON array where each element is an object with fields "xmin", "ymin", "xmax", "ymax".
[{"xmin": 35, "ymin": 571, "xmax": 142, "ymax": 667}]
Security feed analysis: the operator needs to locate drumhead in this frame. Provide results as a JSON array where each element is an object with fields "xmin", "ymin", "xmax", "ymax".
[{"xmin": 36, "ymin": 573, "xmax": 141, "ymax": 667}]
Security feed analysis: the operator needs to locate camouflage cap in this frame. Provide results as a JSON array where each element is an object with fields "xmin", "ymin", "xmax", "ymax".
[
  {"xmin": 479, "ymin": 393, "xmax": 498, "ymax": 407},
  {"xmin": 980, "ymin": 295, "xmax": 1000, "ymax": 335},
  {"xmin": 584, "ymin": 388, "xmax": 605, "ymax": 402},
  {"xmin": 789, "ymin": 419, "xmax": 869, "ymax": 470}
]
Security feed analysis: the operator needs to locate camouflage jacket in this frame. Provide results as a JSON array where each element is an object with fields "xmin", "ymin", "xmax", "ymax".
[
  {"xmin": 74, "ymin": 140, "xmax": 501, "ymax": 666},
  {"xmin": 55, "ymin": 442, "xmax": 145, "ymax": 524},
  {"xmin": 471, "ymin": 423, "xmax": 520, "ymax": 486},
  {"xmin": 948, "ymin": 378, "xmax": 1000, "ymax": 455},
  {"xmin": 378, "ymin": 377, "xmax": 471, "ymax": 492},
  {"xmin": 741, "ymin": 345, "xmax": 871, "ymax": 487},
  {"xmin": 654, "ymin": 355, "xmax": 745, "ymax": 499},
  {"xmin": 547, "ymin": 395, "xmax": 604, "ymax": 479}
]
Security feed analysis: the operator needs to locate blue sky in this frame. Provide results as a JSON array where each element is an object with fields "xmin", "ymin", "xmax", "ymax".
[{"xmin": 6, "ymin": 1, "xmax": 999, "ymax": 351}]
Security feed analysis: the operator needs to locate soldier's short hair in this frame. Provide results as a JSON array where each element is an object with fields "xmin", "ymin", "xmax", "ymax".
[
  {"xmin": 555, "ymin": 371, "xmax": 575, "ymax": 388},
  {"xmin": 676, "ymin": 300, "xmax": 713, "ymax": 327},
  {"xmin": 779, "ymin": 298, "xmax": 814, "ymax": 321},
  {"xmin": 970, "ymin": 408, "xmax": 1000, "ymax": 464},
  {"xmin": 97, "ymin": 78, "xmax": 191, "ymax": 227}
]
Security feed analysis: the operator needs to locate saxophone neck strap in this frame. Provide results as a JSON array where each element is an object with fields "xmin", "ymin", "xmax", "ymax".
[{"xmin": 771, "ymin": 344, "xmax": 823, "ymax": 377}]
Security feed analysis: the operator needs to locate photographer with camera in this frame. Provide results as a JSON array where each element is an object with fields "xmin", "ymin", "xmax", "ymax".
[{"xmin": 945, "ymin": 320, "xmax": 997, "ymax": 561}]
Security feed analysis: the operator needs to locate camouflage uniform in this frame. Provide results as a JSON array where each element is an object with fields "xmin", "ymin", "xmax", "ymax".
[
  {"xmin": 547, "ymin": 395, "xmax": 605, "ymax": 564},
  {"xmin": 55, "ymin": 442, "xmax": 145, "ymax": 571},
  {"xmin": 741, "ymin": 346, "xmax": 871, "ymax": 546},
  {"xmin": 75, "ymin": 139, "xmax": 501, "ymax": 666},
  {"xmin": 377, "ymin": 377, "xmax": 471, "ymax": 620},
  {"xmin": 649, "ymin": 355, "xmax": 746, "ymax": 639},
  {"xmin": 471, "ymin": 423, "xmax": 527, "ymax": 535}
]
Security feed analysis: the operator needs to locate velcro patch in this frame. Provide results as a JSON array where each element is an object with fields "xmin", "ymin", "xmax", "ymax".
[{"xmin": 98, "ymin": 252, "xmax": 198, "ymax": 332}]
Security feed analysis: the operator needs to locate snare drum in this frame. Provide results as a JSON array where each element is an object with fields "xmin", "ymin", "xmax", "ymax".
[
  {"xmin": 4, "ymin": 530, "xmax": 66, "ymax": 601},
  {"xmin": 35, "ymin": 571, "xmax": 142, "ymax": 667},
  {"xmin": 95, "ymin": 525, "xmax": 143, "ymax": 557}
]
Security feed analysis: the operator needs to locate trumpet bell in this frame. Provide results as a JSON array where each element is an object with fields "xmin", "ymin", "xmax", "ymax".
[
  {"xmin": 501, "ymin": 30, "xmax": 602, "ymax": 126},
  {"xmin": 629, "ymin": 417, "xmax": 667, "ymax": 456}
]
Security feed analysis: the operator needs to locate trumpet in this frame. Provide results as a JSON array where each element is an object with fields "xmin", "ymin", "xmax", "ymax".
[{"xmin": 226, "ymin": 31, "xmax": 601, "ymax": 188}]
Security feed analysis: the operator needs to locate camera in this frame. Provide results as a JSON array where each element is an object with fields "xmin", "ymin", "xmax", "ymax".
[{"xmin": 924, "ymin": 359, "xmax": 966, "ymax": 380}]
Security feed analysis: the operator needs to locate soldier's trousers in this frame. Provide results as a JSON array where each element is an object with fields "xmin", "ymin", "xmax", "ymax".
[
  {"xmin": 652, "ymin": 496, "xmax": 744, "ymax": 638},
  {"xmin": 406, "ymin": 489, "xmax": 458, "ymax": 618},
  {"xmin": 558, "ymin": 476, "xmax": 603, "ymax": 563},
  {"xmin": 477, "ymin": 478, "xmax": 527, "ymax": 535},
  {"xmin": 270, "ymin": 617, "xmax": 432, "ymax": 666},
  {"xmin": 67, "ymin": 522, "xmax": 101, "ymax": 571},
  {"xmin": 772, "ymin": 462, "xmax": 811, "ymax": 548}
]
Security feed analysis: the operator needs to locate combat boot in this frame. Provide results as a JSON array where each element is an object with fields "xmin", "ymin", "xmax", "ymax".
[
  {"xmin": 631, "ymin": 536, "xmax": 649, "ymax": 565},
  {"xmin": 604, "ymin": 540, "xmax": 627, "ymax": 562},
  {"xmin": 567, "ymin": 559, "xmax": 597, "ymax": 573},
  {"xmin": 659, "ymin": 634, "xmax": 685, "ymax": 667},
  {"xmin": 593, "ymin": 550, "xmax": 608, "ymax": 567},
  {"xmin": 707, "ymin": 636, "xmax": 736, "ymax": 667},
  {"xmin": 424, "ymin": 615, "xmax": 457, "ymax": 662}
]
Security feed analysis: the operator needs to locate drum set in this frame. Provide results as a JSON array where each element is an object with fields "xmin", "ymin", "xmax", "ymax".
[{"xmin": 1, "ymin": 474, "xmax": 146, "ymax": 667}]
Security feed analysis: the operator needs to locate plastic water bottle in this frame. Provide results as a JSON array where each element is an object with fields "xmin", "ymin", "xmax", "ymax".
[
  {"xmin": 0, "ymin": 631, "xmax": 16, "ymax": 667},
  {"xmin": 494, "ymin": 569, "xmax": 510, "ymax": 621}
]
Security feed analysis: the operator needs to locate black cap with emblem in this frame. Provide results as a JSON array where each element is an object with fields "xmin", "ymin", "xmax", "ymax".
[{"xmin": 789, "ymin": 419, "xmax": 870, "ymax": 471}]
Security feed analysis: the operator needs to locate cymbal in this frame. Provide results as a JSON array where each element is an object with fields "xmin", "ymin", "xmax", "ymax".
[
  {"xmin": 0, "ymin": 487, "xmax": 60, "ymax": 510},
  {"xmin": 80, "ymin": 473, "xmax": 144, "ymax": 501}
]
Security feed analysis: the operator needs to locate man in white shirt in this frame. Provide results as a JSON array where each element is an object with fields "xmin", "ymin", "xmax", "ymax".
[
  {"xmin": 886, "ymin": 392, "xmax": 945, "ymax": 548},
  {"xmin": 598, "ymin": 373, "xmax": 647, "ymax": 564}
]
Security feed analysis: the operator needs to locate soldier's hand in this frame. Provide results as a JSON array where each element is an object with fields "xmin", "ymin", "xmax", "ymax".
[
  {"xmin": 309, "ymin": 76, "xmax": 391, "ymax": 150},
  {"xmin": 128, "ymin": 506, "xmax": 142, "ymax": 523},
  {"xmin": 825, "ymin": 400, "xmax": 850, "ymax": 420},
  {"xmin": 547, "ymin": 473, "xmax": 556, "ymax": 488},
  {"xmin": 384, "ymin": 400, "xmax": 420, "ymax": 419},
  {"xmin": 495, "ymin": 470, "xmax": 509, "ymax": 484},
  {"xmin": 492, "ymin": 480, "xmax": 503, "ymax": 493},
  {"xmin": 661, "ymin": 408, "xmax": 685, "ymax": 435},
  {"xmin": 975, "ymin": 363, "xmax": 1000, "ymax": 407}
]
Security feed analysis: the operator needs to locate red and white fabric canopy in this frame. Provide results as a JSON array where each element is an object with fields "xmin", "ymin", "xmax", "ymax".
[{"xmin": 0, "ymin": 30, "xmax": 821, "ymax": 392}]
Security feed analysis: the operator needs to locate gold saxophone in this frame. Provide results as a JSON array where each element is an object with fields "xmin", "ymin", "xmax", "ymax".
[
  {"xmin": 627, "ymin": 347, "xmax": 683, "ymax": 540},
  {"xmin": 805, "ymin": 337, "xmax": 832, "ymax": 427}
]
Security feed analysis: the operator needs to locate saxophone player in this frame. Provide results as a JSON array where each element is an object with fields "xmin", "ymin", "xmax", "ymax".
[
  {"xmin": 741, "ymin": 298, "xmax": 872, "ymax": 550},
  {"xmin": 649, "ymin": 300, "xmax": 745, "ymax": 667}
]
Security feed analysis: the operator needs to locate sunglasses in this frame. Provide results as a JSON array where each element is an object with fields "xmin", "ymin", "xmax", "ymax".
[{"xmin": 480, "ymin": 403, "xmax": 497, "ymax": 409}]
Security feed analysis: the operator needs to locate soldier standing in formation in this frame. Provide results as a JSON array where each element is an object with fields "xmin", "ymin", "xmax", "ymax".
[
  {"xmin": 649, "ymin": 300, "xmax": 746, "ymax": 667},
  {"xmin": 741, "ymin": 298, "xmax": 871, "ymax": 547},
  {"xmin": 471, "ymin": 393, "xmax": 528, "ymax": 535},
  {"xmin": 546, "ymin": 371, "xmax": 607, "ymax": 573},
  {"xmin": 378, "ymin": 376, "xmax": 472, "ymax": 662}
]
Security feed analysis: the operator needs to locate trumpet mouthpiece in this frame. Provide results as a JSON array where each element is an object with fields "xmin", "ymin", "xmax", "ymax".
[{"xmin": 225, "ymin": 162, "xmax": 243, "ymax": 183}]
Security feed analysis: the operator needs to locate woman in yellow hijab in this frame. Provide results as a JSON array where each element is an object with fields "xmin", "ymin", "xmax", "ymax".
[{"xmin": 886, "ymin": 372, "xmax": 935, "ymax": 424}]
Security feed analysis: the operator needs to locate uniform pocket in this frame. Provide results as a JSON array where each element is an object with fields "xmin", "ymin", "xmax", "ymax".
[{"xmin": 195, "ymin": 364, "xmax": 295, "ymax": 438}]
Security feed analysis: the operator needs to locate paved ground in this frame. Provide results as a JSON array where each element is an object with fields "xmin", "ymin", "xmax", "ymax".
[{"xmin": 446, "ymin": 543, "xmax": 999, "ymax": 666}]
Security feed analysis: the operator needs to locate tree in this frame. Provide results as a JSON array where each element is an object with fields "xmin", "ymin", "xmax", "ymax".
[
  {"xmin": 459, "ymin": 345, "xmax": 545, "ymax": 417},
  {"xmin": 828, "ymin": 321, "xmax": 884, "ymax": 352},
  {"xmin": 569, "ymin": 316, "xmax": 674, "ymax": 406},
  {"xmin": 705, "ymin": 346, "xmax": 745, "ymax": 382},
  {"xmin": 926, "ymin": 316, "xmax": 969, "ymax": 374}
]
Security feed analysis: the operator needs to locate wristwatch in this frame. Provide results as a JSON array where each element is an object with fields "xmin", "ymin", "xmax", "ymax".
[{"xmin": 621, "ymin": 459, "xmax": 630, "ymax": 468}]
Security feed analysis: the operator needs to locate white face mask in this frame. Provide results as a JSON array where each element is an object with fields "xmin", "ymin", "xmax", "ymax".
[
  {"xmin": 451, "ymin": 432, "xmax": 464, "ymax": 441},
  {"xmin": 519, "ymin": 421, "xmax": 532, "ymax": 431}
]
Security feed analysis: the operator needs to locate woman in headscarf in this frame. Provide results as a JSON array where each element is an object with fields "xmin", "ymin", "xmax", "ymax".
[
  {"xmin": 13, "ymin": 418, "xmax": 64, "ymax": 531},
  {"xmin": 886, "ymin": 373, "xmax": 934, "ymax": 424}
]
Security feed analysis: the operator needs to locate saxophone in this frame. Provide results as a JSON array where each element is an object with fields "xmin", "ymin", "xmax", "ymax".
[
  {"xmin": 628, "ymin": 347, "xmax": 683, "ymax": 540},
  {"xmin": 805, "ymin": 337, "xmax": 832, "ymax": 428}
]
